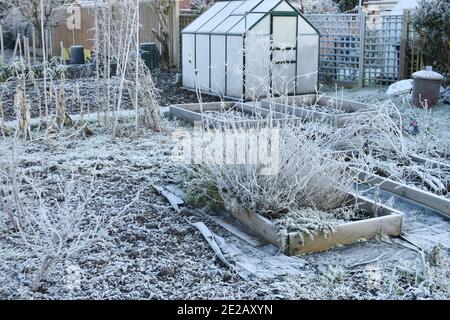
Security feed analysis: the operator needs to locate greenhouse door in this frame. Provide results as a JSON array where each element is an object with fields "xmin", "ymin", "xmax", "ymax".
[{"xmin": 271, "ymin": 13, "xmax": 297, "ymax": 95}]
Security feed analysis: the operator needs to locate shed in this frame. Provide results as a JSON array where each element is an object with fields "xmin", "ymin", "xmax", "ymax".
[{"xmin": 181, "ymin": 0, "xmax": 320, "ymax": 100}]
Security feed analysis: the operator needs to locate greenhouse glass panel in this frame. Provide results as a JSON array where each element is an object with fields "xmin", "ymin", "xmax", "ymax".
[
  {"xmin": 210, "ymin": 35, "xmax": 226, "ymax": 94},
  {"xmin": 297, "ymin": 34, "xmax": 319, "ymax": 94},
  {"xmin": 197, "ymin": 1, "xmax": 244, "ymax": 33},
  {"xmin": 195, "ymin": 35, "xmax": 210, "ymax": 91},
  {"xmin": 226, "ymin": 36, "xmax": 244, "ymax": 97},
  {"xmin": 182, "ymin": 34, "xmax": 196, "ymax": 88},
  {"xmin": 212, "ymin": 16, "xmax": 242, "ymax": 34},
  {"xmin": 182, "ymin": 2, "xmax": 229, "ymax": 33},
  {"xmin": 252, "ymin": 0, "xmax": 282, "ymax": 13}
]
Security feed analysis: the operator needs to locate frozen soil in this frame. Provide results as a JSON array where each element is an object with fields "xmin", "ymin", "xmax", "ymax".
[
  {"xmin": 0, "ymin": 68, "xmax": 220, "ymax": 122},
  {"xmin": 0, "ymin": 114, "xmax": 449, "ymax": 299},
  {"xmin": 151, "ymin": 68, "xmax": 221, "ymax": 107},
  {"xmin": 0, "ymin": 118, "xmax": 263, "ymax": 299}
]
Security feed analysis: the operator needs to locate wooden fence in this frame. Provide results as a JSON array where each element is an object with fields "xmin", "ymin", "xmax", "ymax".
[
  {"xmin": 178, "ymin": 10, "xmax": 422, "ymax": 87},
  {"xmin": 305, "ymin": 11, "xmax": 420, "ymax": 87},
  {"xmin": 50, "ymin": 1, "xmax": 180, "ymax": 67}
]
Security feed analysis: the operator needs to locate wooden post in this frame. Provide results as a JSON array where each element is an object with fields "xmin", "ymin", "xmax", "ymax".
[
  {"xmin": 24, "ymin": 36, "xmax": 31, "ymax": 66},
  {"xmin": 399, "ymin": 11, "xmax": 409, "ymax": 80},
  {"xmin": 357, "ymin": 10, "xmax": 366, "ymax": 88},
  {"xmin": 44, "ymin": 29, "xmax": 49, "ymax": 60},
  {"xmin": 32, "ymin": 27, "xmax": 37, "ymax": 64},
  {"xmin": 0, "ymin": 22, "xmax": 4, "ymax": 62},
  {"xmin": 172, "ymin": 0, "xmax": 180, "ymax": 68},
  {"xmin": 17, "ymin": 36, "xmax": 23, "ymax": 61},
  {"xmin": 48, "ymin": 29, "xmax": 53, "ymax": 57},
  {"xmin": 60, "ymin": 41, "xmax": 64, "ymax": 63},
  {"xmin": 12, "ymin": 33, "xmax": 20, "ymax": 60}
]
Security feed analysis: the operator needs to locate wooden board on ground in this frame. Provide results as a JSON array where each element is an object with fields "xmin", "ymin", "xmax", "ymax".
[{"xmin": 210, "ymin": 215, "xmax": 266, "ymax": 247}]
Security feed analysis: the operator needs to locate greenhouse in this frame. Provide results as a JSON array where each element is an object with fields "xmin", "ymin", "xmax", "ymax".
[{"xmin": 181, "ymin": 0, "xmax": 320, "ymax": 99}]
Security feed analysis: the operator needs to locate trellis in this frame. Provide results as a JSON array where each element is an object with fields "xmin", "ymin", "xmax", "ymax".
[
  {"xmin": 363, "ymin": 14, "xmax": 404, "ymax": 85},
  {"xmin": 304, "ymin": 11, "xmax": 413, "ymax": 87},
  {"xmin": 182, "ymin": 10, "xmax": 416, "ymax": 88},
  {"xmin": 305, "ymin": 13, "xmax": 363, "ymax": 86}
]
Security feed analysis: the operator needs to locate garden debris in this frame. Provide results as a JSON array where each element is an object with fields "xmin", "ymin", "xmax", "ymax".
[
  {"xmin": 189, "ymin": 221, "xmax": 232, "ymax": 269},
  {"xmin": 153, "ymin": 185, "xmax": 184, "ymax": 213},
  {"xmin": 386, "ymin": 79, "xmax": 413, "ymax": 96}
]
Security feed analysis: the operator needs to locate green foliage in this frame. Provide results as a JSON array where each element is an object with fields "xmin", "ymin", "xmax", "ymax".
[
  {"xmin": 413, "ymin": 0, "xmax": 450, "ymax": 75},
  {"xmin": 0, "ymin": 58, "xmax": 67, "ymax": 83},
  {"xmin": 184, "ymin": 164, "xmax": 225, "ymax": 211}
]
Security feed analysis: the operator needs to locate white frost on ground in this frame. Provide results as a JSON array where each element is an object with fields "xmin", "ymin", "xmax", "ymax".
[{"xmin": 1, "ymin": 89, "xmax": 450, "ymax": 299}]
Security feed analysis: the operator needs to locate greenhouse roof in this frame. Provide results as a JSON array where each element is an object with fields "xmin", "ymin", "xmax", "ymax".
[{"xmin": 182, "ymin": 0, "xmax": 307, "ymax": 35}]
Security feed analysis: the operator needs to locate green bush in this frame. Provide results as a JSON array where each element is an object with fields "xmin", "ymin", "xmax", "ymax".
[{"xmin": 413, "ymin": 0, "xmax": 450, "ymax": 77}]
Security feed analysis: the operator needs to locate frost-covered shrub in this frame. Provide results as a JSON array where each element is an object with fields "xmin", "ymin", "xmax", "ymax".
[
  {"xmin": 184, "ymin": 99, "xmax": 409, "ymax": 222},
  {"xmin": 189, "ymin": 0, "xmax": 215, "ymax": 13},
  {"xmin": 413, "ymin": 0, "xmax": 450, "ymax": 78},
  {"xmin": 290, "ymin": 0, "xmax": 339, "ymax": 13},
  {"xmin": 185, "ymin": 119, "xmax": 354, "ymax": 219}
]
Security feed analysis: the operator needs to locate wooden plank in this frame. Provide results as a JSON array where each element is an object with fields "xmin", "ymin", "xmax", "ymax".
[
  {"xmin": 229, "ymin": 208, "xmax": 284, "ymax": 250},
  {"xmin": 357, "ymin": 11, "xmax": 366, "ymax": 88},
  {"xmin": 171, "ymin": 0, "xmax": 180, "ymax": 68},
  {"xmin": 287, "ymin": 194, "xmax": 403, "ymax": 254},
  {"xmin": 316, "ymin": 95, "xmax": 370, "ymax": 112},
  {"xmin": 399, "ymin": 12, "xmax": 408, "ymax": 79},
  {"xmin": 358, "ymin": 170, "xmax": 450, "ymax": 218},
  {"xmin": 409, "ymin": 154, "xmax": 450, "ymax": 171},
  {"xmin": 228, "ymin": 193, "xmax": 403, "ymax": 255},
  {"xmin": 169, "ymin": 102, "xmax": 235, "ymax": 124},
  {"xmin": 266, "ymin": 94, "xmax": 370, "ymax": 112},
  {"xmin": 288, "ymin": 212, "xmax": 402, "ymax": 255},
  {"xmin": 260, "ymin": 100, "xmax": 354, "ymax": 127},
  {"xmin": 211, "ymin": 216, "xmax": 265, "ymax": 247},
  {"xmin": 32, "ymin": 27, "xmax": 37, "ymax": 64},
  {"xmin": 169, "ymin": 102, "xmax": 300, "ymax": 128}
]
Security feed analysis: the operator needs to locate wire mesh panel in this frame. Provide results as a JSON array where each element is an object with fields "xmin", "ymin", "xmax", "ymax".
[
  {"xmin": 363, "ymin": 15, "xmax": 403, "ymax": 85},
  {"xmin": 305, "ymin": 13, "xmax": 362, "ymax": 85}
]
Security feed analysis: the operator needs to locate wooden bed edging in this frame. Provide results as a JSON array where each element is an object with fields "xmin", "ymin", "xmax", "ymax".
[
  {"xmin": 169, "ymin": 102, "xmax": 301, "ymax": 128},
  {"xmin": 228, "ymin": 194, "xmax": 403, "ymax": 255},
  {"xmin": 358, "ymin": 170, "xmax": 450, "ymax": 218},
  {"xmin": 259, "ymin": 100, "xmax": 353, "ymax": 128},
  {"xmin": 169, "ymin": 101, "xmax": 235, "ymax": 124},
  {"xmin": 260, "ymin": 95, "xmax": 373, "ymax": 128}
]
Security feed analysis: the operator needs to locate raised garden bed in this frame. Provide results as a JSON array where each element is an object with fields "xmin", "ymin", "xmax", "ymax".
[
  {"xmin": 260, "ymin": 94, "xmax": 372, "ymax": 127},
  {"xmin": 357, "ymin": 170, "xmax": 450, "ymax": 219},
  {"xmin": 228, "ymin": 193, "xmax": 403, "ymax": 255},
  {"xmin": 169, "ymin": 101, "xmax": 300, "ymax": 128}
]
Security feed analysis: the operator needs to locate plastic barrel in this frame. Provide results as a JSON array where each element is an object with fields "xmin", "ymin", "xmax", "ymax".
[
  {"xmin": 412, "ymin": 66, "xmax": 443, "ymax": 108},
  {"xmin": 139, "ymin": 43, "xmax": 160, "ymax": 70},
  {"xmin": 70, "ymin": 45, "xmax": 85, "ymax": 64}
]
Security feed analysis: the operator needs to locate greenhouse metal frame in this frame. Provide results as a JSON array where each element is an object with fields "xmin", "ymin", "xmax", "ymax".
[{"xmin": 181, "ymin": 0, "xmax": 320, "ymax": 100}]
